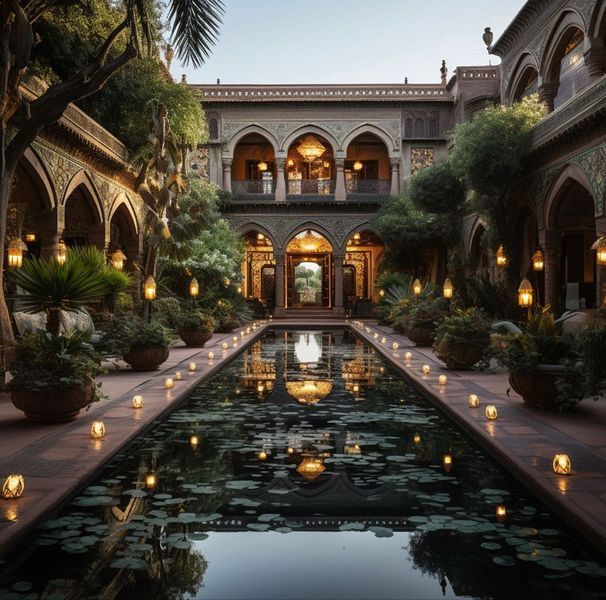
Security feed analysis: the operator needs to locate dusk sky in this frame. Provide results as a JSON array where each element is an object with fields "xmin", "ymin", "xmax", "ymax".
[{"xmin": 171, "ymin": 0, "xmax": 526, "ymax": 85}]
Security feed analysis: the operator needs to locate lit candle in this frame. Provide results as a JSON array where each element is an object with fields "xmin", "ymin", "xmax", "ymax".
[
  {"xmin": 438, "ymin": 375, "xmax": 447, "ymax": 386},
  {"xmin": 222, "ymin": 342, "xmax": 228, "ymax": 351},
  {"xmin": 373, "ymin": 333, "xmax": 379, "ymax": 340},
  {"xmin": 131, "ymin": 395, "xmax": 144, "ymax": 409},
  {"xmin": 90, "ymin": 421, "xmax": 105, "ymax": 439},
  {"xmin": 164, "ymin": 378, "xmax": 174, "ymax": 389},
  {"xmin": 422, "ymin": 365, "xmax": 431, "ymax": 376},
  {"xmin": 404, "ymin": 351, "xmax": 412, "ymax": 362},
  {"xmin": 468, "ymin": 394, "xmax": 480, "ymax": 408},
  {"xmin": 188, "ymin": 362, "xmax": 196, "ymax": 372},
  {"xmin": 175, "ymin": 371, "xmax": 182, "ymax": 380},
  {"xmin": 2, "ymin": 474, "xmax": 25, "ymax": 499},
  {"xmin": 381, "ymin": 337, "xmax": 386, "ymax": 344},
  {"xmin": 552, "ymin": 453, "xmax": 572, "ymax": 475},
  {"xmin": 208, "ymin": 351, "xmax": 214, "ymax": 361},
  {"xmin": 392, "ymin": 342, "xmax": 399, "ymax": 351},
  {"xmin": 485, "ymin": 405, "xmax": 498, "ymax": 420}
]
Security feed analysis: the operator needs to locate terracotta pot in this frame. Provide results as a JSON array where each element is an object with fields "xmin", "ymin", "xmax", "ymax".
[
  {"xmin": 123, "ymin": 344, "xmax": 169, "ymax": 371},
  {"xmin": 12, "ymin": 380, "xmax": 96, "ymax": 423},
  {"xmin": 508, "ymin": 369, "xmax": 560, "ymax": 410},
  {"xmin": 178, "ymin": 328, "xmax": 212, "ymax": 347},
  {"xmin": 436, "ymin": 340, "xmax": 486, "ymax": 370},
  {"xmin": 407, "ymin": 326, "xmax": 434, "ymax": 347}
]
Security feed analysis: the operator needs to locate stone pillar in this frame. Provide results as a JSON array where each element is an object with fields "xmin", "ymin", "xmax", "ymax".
[
  {"xmin": 584, "ymin": 47, "xmax": 606, "ymax": 80},
  {"xmin": 38, "ymin": 206, "xmax": 63, "ymax": 260},
  {"xmin": 539, "ymin": 229, "xmax": 560, "ymax": 309},
  {"xmin": 538, "ymin": 82, "xmax": 558, "ymax": 113},
  {"xmin": 334, "ymin": 158, "xmax": 346, "ymax": 202},
  {"xmin": 333, "ymin": 253, "xmax": 345, "ymax": 316},
  {"xmin": 274, "ymin": 253, "xmax": 285, "ymax": 317},
  {"xmin": 596, "ymin": 216, "xmax": 606, "ymax": 308},
  {"xmin": 222, "ymin": 158, "xmax": 232, "ymax": 192},
  {"xmin": 275, "ymin": 158, "xmax": 286, "ymax": 202},
  {"xmin": 389, "ymin": 158, "xmax": 401, "ymax": 197}
]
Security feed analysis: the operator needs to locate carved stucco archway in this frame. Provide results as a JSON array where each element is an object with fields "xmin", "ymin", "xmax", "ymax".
[
  {"xmin": 342, "ymin": 124, "xmax": 399, "ymax": 157},
  {"xmin": 225, "ymin": 124, "xmax": 280, "ymax": 157},
  {"xmin": 233, "ymin": 221, "xmax": 279, "ymax": 250},
  {"xmin": 281, "ymin": 125, "xmax": 341, "ymax": 156},
  {"xmin": 62, "ymin": 169, "xmax": 106, "ymax": 224}
]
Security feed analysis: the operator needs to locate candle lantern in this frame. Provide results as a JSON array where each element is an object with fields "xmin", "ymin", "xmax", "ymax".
[
  {"xmin": 131, "ymin": 395, "xmax": 144, "ymax": 409},
  {"xmin": 404, "ymin": 351, "xmax": 412, "ymax": 362},
  {"xmin": 496, "ymin": 504, "xmax": 507, "ymax": 522},
  {"xmin": 438, "ymin": 375, "xmax": 447, "ymax": 386},
  {"xmin": 90, "ymin": 421, "xmax": 105, "ymax": 439},
  {"xmin": 232, "ymin": 336, "xmax": 238, "ymax": 344},
  {"xmin": 190, "ymin": 435, "xmax": 200, "ymax": 451},
  {"xmin": 55, "ymin": 239, "xmax": 67, "ymax": 265},
  {"xmin": 189, "ymin": 277, "xmax": 199, "ymax": 298},
  {"xmin": 468, "ymin": 394, "xmax": 480, "ymax": 408},
  {"xmin": 208, "ymin": 351, "xmax": 214, "ymax": 360},
  {"xmin": 518, "ymin": 277, "xmax": 534, "ymax": 308},
  {"xmin": 111, "ymin": 249, "xmax": 127, "ymax": 271},
  {"xmin": 188, "ymin": 362, "xmax": 196, "ymax": 372},
  {"xmin": 412, "ymin": 279, "xmax": 422, "ymax": 296},
  {"xmin": 496, "ymin": 245, "xmax": 507, "ymax": 267},
  {"xmin": 164, "ymin": 378, "xmax": 174, "ymax": 389},
  {"xmin": 144, "ymin": 276, "xmax": 156, "ymax": 301},
  {"xmin": 422, "ymin": 365, "xmax": 431, "ymax": 376},
  {"xmin": 485, "ymin": 405, "xmax": 498, "ymax": 420},
  {"xmin": 592, "ymin": 234, "xmax": 606, "ymax": 266},
  {"xmin": 531, "ymin": 247, "xmax": 544, "ymax": 272},
  {"xmin": 443, "ymin": 278, "xmax": 454, "ymax": 299},
  {"xmin": 552, "ymin": 453, "xmax": 572, "ymax": 475},
  {"xmin": 7, "ymin": 238, "xmax": 26, "ymax": 268},
  {"xmin": 175, "ymin": 371, "xmax": 182, "ymax": 381},
  {"xmin": 24, "ymin": 232, "xmax": 37, "ymax": 243},
  {"xmin": 392, "ymin": 342, "xmax": 399, "ymax": 351},
  {"xmin": 145, "ymin": 472, "xmax": 157, "ymax": 490},
  {"xmin": 222, "ymin": 342, "xmax": 228, "ymax": 351},
  {"xmin": 2, "ymin": 474, "xmax": 25, "ymax": 499},
  {"xmin": 442, "ymin": 454, "xmax": 453, "ymax": 472},
  {"xmin": 381, "ymin": 337, "xmax": 386, "ymax": 344}
]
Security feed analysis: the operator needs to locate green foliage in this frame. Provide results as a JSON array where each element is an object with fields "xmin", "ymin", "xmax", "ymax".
[
  {"xmin": 154, "ymin": 297, "xmax": 184, "ymax": 329},
  {"xmin": 579, "ymin": 324, "xmax": 606, "ymax": 398},
  {"xmin": 101, "ymin": 314, "xmax": 174, "ymax": 355},
  {"xmin": 408, "ymin": 160, "xmax": 466, "ymax": 214},
  {"xmin": 465, "ymin": 273, "xmax": 518, "ymax": 319},
  {"xmin": 213, "ymin": 298, "xmax": 251, "ymax": 332},
  {"xmin": 407, "ymin": 299, "xmax": 448, "ymax": 331},
  {"xmin": 5, "ymin": 332, "xmax": 104, "ymax": 395},
  {"xmin": 433, "ymin": 307, "xmax": 491, "ymax": 363},
  {"xmin": 176, "ymin": 310, "xmax": 216, "ymax": 333}
]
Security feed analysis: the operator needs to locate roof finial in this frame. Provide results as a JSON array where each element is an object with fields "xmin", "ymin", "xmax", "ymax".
[
  {"xmin": 181, "ymin": 73, "xmax": 187, "ymax": 84},
  {"xmin": 217, "ymin": 78, "xmax": 221, "ymax": 85},
  {"xmin": 483, "ymin": 27, "xmax": 494, "ymax": 49},
  {"xmin": 404, "ymin": 76, "xmax": 408, "ymax": 84},
  {"xmin": 440, "ymin": 60, "xmax": 448, "ymax": 85}
]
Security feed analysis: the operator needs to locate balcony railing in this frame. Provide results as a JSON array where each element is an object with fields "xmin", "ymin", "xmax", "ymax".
[
  {"xmin": 232, "ymin": 179, "xmax": 276, "ymax": 195},
  {"xmin": 287, "ymin": 178, "xmax": 335, "ymax": 195},
  {"xmin": 346, "ymin": 179, "xmax": 391, "ymax": 194}
]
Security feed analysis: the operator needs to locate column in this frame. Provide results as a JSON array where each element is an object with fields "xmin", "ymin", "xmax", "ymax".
[
  {"xmin": 274, "ymin": 253, "xmax": 285, "ymax": 317},
  {"xmin": 538, "ymin": 82, "xmax": 558, "ymax": 114},
  {"xmin": 334, "ymin": 158, "xmax": 346, "ymax": 202},
  {"xmin": 38, "ymin": 206, "xmax": 63, "ymax": 260},
  {"xmin": 389, "ymin": 158, "xmax": 401, "ymax": 197},
  {"xmin": 584, "ymin": 47, "xmax": 606, "ymax": 80},
  {"xmin": 275, "ymin": 158, "xmax": 286, "ymax": 202},
  {"xmin": 596, "ymin": 216, "xmax": 606, "ymax": 308},
  {"xmin": 539, "ymin": 229, "xmax": 560, "ymax": 309},
  {"xmin": 333, "ymin": 253, "xmax": 344, "ymax": 316},
  {"xmin": 222, "ymin": 158, "xmax": 232, "ymax": 192}
]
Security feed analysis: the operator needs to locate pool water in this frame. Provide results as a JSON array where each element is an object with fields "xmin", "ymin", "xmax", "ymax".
[{"xmin": 1, "ymin": 329, "xmax": 605, "ymax": 600}]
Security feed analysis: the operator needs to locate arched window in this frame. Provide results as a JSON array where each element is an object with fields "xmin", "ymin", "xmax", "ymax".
[
  {"xmin": 208, "ymin": 118, "xmax": 219, "ymax": 139},
  {"xmin": 554, "ymin": 29, "xmax": 591, "ymax": 109},
  {"xmin": 404, "ymin": 119, "xmax": 413, "ymax": 138},
  {"xmin": 414, "ymin": 118, "xmax": 425, "ymax": 138}
]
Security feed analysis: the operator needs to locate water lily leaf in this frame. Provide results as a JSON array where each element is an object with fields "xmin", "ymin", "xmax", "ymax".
[
  {"xmin": 338, "ymin": 523, "xmax": 365, "ymax": 531},
  {"xmin": 481, "ymin": 542, "xmax": 502, "ymax": 550},
  {"xmin": 110, "ymin": 557, "xmax": 149, "ymax": 570},
  {"xmin": 493, "ymin": 556, "xmax": 515, "ymax": 567},
  {"xmin": 368, "ymin": 526, "xmax": 393, "ymax": 538}
]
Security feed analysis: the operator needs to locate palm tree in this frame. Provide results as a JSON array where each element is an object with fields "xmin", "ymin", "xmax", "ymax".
[{"xmin": 0, "ymin": 0, "xmax": 224, "ymax": 362}]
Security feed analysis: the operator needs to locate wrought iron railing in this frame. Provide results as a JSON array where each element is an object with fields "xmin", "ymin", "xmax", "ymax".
[
  {"xmin": 232, "ymin": 179, "xmax": 276, "ymax": 194},
  {"xmin": 346, "ymin": 179, "xmax": 391, "ymax": 194},
  {"xmin": 287, "ymin": 179, "xmax": 335, "ymax": 195}
]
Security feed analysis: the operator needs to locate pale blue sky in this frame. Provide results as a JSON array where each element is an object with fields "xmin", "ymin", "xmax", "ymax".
[{"xmin": 171, "ymin": 0, "xmax": 526, "ymax": 84}]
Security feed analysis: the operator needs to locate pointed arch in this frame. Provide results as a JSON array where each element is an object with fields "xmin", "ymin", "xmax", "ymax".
[
  {"xmin": 506, "ymin": 52, "xmax": 540, "ymax": 105},
  {"xmin": 342, "ymin": 124, "xmax": 398, "ymax": 155},
  {"xmin": 19, "ymin": 147, "xmax": 57, "ymax": 210},
  {"xmin": 282, "ymin": 221, "xmax": 338, "ymax": 251},
  {"xmin": 281, "ymin": 125, "xmax": 340, "ymax": 154},
  {"xmin": 226, "ymin": 125, "xmax": 280, "ymax": 156},
  {"xmin": 233, "ymin": 221, "xmax": 279, "ymax": 250},
  {"xmin": 62, "ymin": 170, "xmax": 105, "ymax": 224},
  {"xmin": 109, "ymin": 192, "xmax": 139, "ymax": 236}
]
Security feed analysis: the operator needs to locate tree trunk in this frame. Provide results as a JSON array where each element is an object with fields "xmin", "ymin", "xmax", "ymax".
[{"xmin": 46, "ymin": 308, "xmax": 61, "ymax": 336}]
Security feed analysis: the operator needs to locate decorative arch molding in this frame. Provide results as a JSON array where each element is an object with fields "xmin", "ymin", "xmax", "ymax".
[
  {"xmin": 466, "ymin": 216, "xmax": 488, "ymax": 259},
  {"xmin": 283, "ymin": 221, "xmax": 338, "ymax": 252},
  {"xmin": 62, "ymin": 169, "xmax": 106, "ymax": 224},
  {"xmin": 544, "ymin": 162, "xmax": 596, "ymax": 229},
  {"xmin": 341, "ymin": 124, "xmax": 399, "ymax": 155},
  {"xmin": 588, "ymin": 0, "xmax": 606, "ymax": 42},
  {"xmin": 225, "ymin": 125, "xmax": 280, "ymax": 156},
  {"xmin": 342, "ymin": 221, "xmax": 385, "ymax": 245},
  {"xmin": 506, "ymin": 52, "xmax": 540, "ymax": 104},
  {"xmin": 281, "ymin": 125, "xmax": 341, "ymax": 155},
  {"xmin": 19, "ymin": 147, "xmax": 57, "ymax": 210},
  {"xmin": 109, "ymin": 192, "xmax": 140, "ymax": 236},
  {"xmin": 540, "ymin": 10, "xmax": 587, "ymax": 85},
  {"xmin": 234, "ymin": 221, "xmax": 279, "ymax": 250}
]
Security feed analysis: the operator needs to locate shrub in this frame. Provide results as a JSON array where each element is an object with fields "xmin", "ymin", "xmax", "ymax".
[
  {"xmin": 176, "ymin": 310, "xmax": 216, "ymax": 333},
  {"xmin": 101, "ymin": 314, "xmax": 174, "ymax": 355}
]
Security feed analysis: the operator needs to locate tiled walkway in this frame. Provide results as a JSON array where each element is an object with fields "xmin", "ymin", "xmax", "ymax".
[{"xmin": 1, "ymin": 319, "xmax": 605, "ymax": 558}]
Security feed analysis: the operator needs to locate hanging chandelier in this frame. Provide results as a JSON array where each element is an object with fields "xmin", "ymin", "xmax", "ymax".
[
  {"xmin": 296, "ymin": 458, "xmax": 326, "ymax": 481},
  {"xmin": 286, "ymin": 380, "xmax": 332, "ymax": 405},
  {"xmin": 297, "ymin": 135, "xmax": 326, "ymax": 162},
  {"xmin": 257, "ymin": 161, "xmax": 268, "ymax": 171},
  {"xmin": 353, "ymin": 160, "xmax": 363, "ymax": 171}
]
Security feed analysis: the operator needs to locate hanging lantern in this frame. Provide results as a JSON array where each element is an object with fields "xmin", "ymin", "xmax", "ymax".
[
  {"xmin": 296, "ymin": 135, "xmax": 326, "ymax": 162},
  {"xmin": 90, "ymin": 421, "xmax": 105, "ymax": 439},
  {"xmin": 110, "ymin": 249, "xmax": 127, "ymax": 270},
  {"xmin": 485, "ymin": 405, "xmax": 498, "ymax": 420},
  {"xmin": 145, "ymin": 472, "xmax": 157, "ymax": 489},
  {"xmin": 2, "ymin": 474, "xmax": 25, "ymax": 499},
  {"xmin": 7, "ymin": 238, "xmax": 26, "ymax": 268},
  {"xmin": 24, "ymin": 232, "xmax": 37, "ymax": 243},
  {"xmin": 144, "ymin": 276, "xmax": 156, "ymax": 301},
  {"xmin": 353, "ymin": 160, "xmax": 363, "ymax": 171},
  {"xmin": 496, "ymin": 504, "xmax": 507, "ymax": 522},
  {"xmin": 552, "ymin": 454, "xmax": 572, "ymax": 475},
  {"xmin": 468, "ymin": 394, "xmax": 480, "ymax": 408},
  {"xmin": 518, "ymin": 278, "xmax": 534, "ymax": 308},
  {"xmin": 422, "ymin": 364, "xmax": 431, "ymax": 376},
  {"xmin": 189, "ymin": 278, "xmax": 200, "ymax": 298},
  {"xmin": 531, "ymin": 247, "xmax": 544, "ymax": 272},
  {"xmin": 438, "ymin": 375, "xmax": 447, "ymax": 386},
  {"xmin": 496, "ymin": 245, "xmax": 507, "ymax": 267},
  {"xmin": 442, "ymin": 454, "xmax": 453, "ymax": 472},
  {"xmin": 592, "ymin": 234, "xmax": 606, "ymax": 266},
  {"xmin": 131, "ymin": 395, "xmax": 144, "ymax": 409},
  {"xmin": 257, "ymin": 161, "xmax": 268, "ymax": 172},
  {"xmin": 412, "ymin": 279, "xmax": 422, "ymax": 295},
  {"xmin": 413, "ymin": 433, "xmax": 421, "ymax": 445},
  {"xmin": 190, "ymin": 435, "xmax": 200, "ymax": 451},
  {"xmin": 443, "ymin": 278, "xmax": 454, "ymax": 299},
  {"xmin": 296, "ymin": 458, "xmax": 326, "ymax": 481}
]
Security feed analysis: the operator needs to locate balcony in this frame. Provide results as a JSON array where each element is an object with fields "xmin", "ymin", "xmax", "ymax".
[
  {"xmin": 232, "ymin": 179, "xmax": 276, "ymax": 199},
  {"xmin": 287, "ymin": 178, "xmax": 335, "ymax": 199},
  {"xmin": 346, "ymin": 179, "xmax": 391, "ymax": 200}
]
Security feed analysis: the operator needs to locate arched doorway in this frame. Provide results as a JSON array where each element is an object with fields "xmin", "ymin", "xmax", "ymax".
[
  {"xmin": 345, "ymin": 133, "xmax": 390, "ymax": 195},
  {"xmin": 286, "ymin": 133, "xmax": 335, "ymax": 196},
  {"xmin": 232, "ymin": 133, "xmax": 276, "ymax": 195},
  {"xmin": 110, "ymin": 197, "xmax": 140, "ymax": 271},
  {"xmin": 241, "ymin": 230, "xmax": 276, "ymax": 310},
  {"xmin": 63, "ymin": 177, "xmax": 105, "ymax": 249},
  {"xmin": 344, "ymin": 229, "xmax": 385, "ymax": 306},
  {"xmin": 285, "ymin": 230, "xmax": 333, "ymax": 308}
]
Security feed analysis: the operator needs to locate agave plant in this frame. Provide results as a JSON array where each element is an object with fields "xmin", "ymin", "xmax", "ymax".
[{"xmin": 8, "ymin": 254, "xmax": 107, "ymax": 336}]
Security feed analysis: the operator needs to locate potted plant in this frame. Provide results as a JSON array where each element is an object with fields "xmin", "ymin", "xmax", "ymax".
[
  {"xmin": 434, "ymin": 307, "xmax": 491, "ymax": 369},
  {"xmin": 6, "ymin": 332, "xmax": 104, "ymax": 422},
  {"xmin": 406, "ymin": 299, "xmax": 446, "ymax": 346},
  {"xmin": 493, "ymin": 306, "xmax": 583, "ymax": 411},
  {"xmin": 214, "ymin": 298, "xmax": 250, "ymax": 333},
  {"xmin": 176, "ymin": 310, "xmax": 216, "ymax": 347}
]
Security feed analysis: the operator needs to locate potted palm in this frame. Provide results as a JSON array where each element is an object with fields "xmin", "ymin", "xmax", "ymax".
[
  {"xmin": 406, "ymin": 299, "xmax": 447, "ymax": 346},
  {"xmin": 176, "ymin": 310, "xmax": 216, "ymax": 347},
  {"xmin": 6, "ymin": 252, "xmax": 108, "ymax": 421},
  {"xmin": 434, "ymin": 307, "xmax": 491, "ymax": 369}
]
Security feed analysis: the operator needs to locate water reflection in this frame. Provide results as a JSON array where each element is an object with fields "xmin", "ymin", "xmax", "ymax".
[{"xmin": 1, "ymin": 330, "xmax": 605, "ymax": 600}]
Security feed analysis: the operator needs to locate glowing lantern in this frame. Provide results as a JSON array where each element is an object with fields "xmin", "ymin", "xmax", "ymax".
[
  {"xmin": 2, "ymin": 475, "xmax": 25, "ymax": 499},
  {"xmin": 422, "ymin": 364, "xmax": 431, "ymax": 376},
  {"xmin": 287, "ymin": 447, "xmax": 295, "ymax": 455},
  {"xmin": 438, "ymin": 375, "xmax": 447, "ymax": 386},
  {"xmin": 287, "ymin": 159, "xmax": 295, "ymax": 167},
  {"xmin": 532, "ymin": 247, "xmax": 544, "ymax": 272},
  {"xmin": 592, "ymin": 234, "xmax": 606, "ymax": 266},
  {"xmin": 496, "ymin": 245, "xmax": 507, "ymax": 267},
  {"xmin": 164, "ymin": 378, "xmax": 174, "ymax": 389},
  {"xmin": 496, "ymin": 504, "xmax": 507, "ymax": 522},
  {"xmin": 175, "ymin": 371, "xmax": 182, "ymax": 381},
  {"xmin": 189, "ymin": 278, "xmax": 199, "ymax": 298},
  {"xmin": 518, "ymin": 278, "xmax": 533, "ymax": 308},
  {"xmin": 111, "ymin": 249, "xmax": 127, "ymax": 270},
  {"xmin": 485, "ymin": 405, "xmax": 498, "ymax": 420},
  {"xmin": 413, "ymin": 433, "xmax": 421, "ymax": 444},
  {"xmin": 352, "ymin": 383, "xmax": 360, "ymax": 394},
  {"xmin": 131, "ymin": 395, "xmax": 144, "ymax": 409},
  {"xmin": 190, "ymin": 435, "xmax": 200, "ymax": 450},
  {"xmin": 443, "ymin": 278, "xmax": 454, "ymax": 299},
  {"xmin": 258, "ymin": 451, "xmax": 267, "ymax": 461},
  {"xmin": 412, "ymin": 279, "xmax": 422, "ymax": 295},
  {"xmin": 442, "ymin": 454, "xmax": 453, "ymax": 472},
  {"xmin": 188, "ymin": 362, "xmax": 197, "ymax": 372},
  {"xmin": 392, "ymin": 342, "xmax": 399, "ymax": 351},
  {"xmin": 468, "ymin": 394, "xmax": 480, "ymax": 408},
  {"xmin": 246, "ymin": 327, "xmax": 251, "ymax": 334},
  {"xmin": 222, "ymin": 342, "xmax": 228, "ymax": 350},
  {"xmin": 55, "ymin": 239, "xmax": 67, "ymax": 265},
  {"xmin": 381, "ymin": 337, "xmax": 386, "ymax": 344},
  {"xmin": 552, "ymin": 454, "xmax": 572, "ymax": 475},
  {"xmin": 144, "ymin": 276, "xmax": 156, "ymax": 301},
  {"xmin": 7, "ymin": 238, "xmax": 26, "ymax": 268},
  {"xmin": 353, "ymin": 160, "xmax": 363, "ymax": 171},
  {"xmin": 145, "ymin": 472, "xmax": 157, "ymax": 489},
  {"xmin": 404, "ymin": 351, "xmax": 412, "ymax": 362},
  {"xmin": 24, "ymin": 232, "xmax": 37, "ymax": 243},
  {"xmin": 296, "ymin": 458, "xmax": 326, "ymax": 481},
  {"xmin": 379, "ymin": 289, "xmax": 385, "ymax": 298},
  {"xmin": 90, "ymin": 421, "xmax": 105, "ymax": 439},
  {"xmin": 257, "ymin": 161, "xmax": 268, "ymax": 172},
  {"xmin": 208, "ymin": 351, "xmax": 214, "ymax": 361},
  {"xmin": 232, "ymin": 336, "xmax": 238, "ymax": 344},
  {"xmin": 237, "ymin": 286, "xmax": 242, "ymax": 294},
  {"xmin": 223, "ymin": 277, "xmax": 231, "ymax": 287}
]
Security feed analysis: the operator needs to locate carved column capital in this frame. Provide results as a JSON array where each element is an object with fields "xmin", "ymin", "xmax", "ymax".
[
  {"xmin": 390, "ymin": 158, "xmax": 401, "ymax": 169},
  {"xmin": 538, "ymin": 83, "xmax": 558, "ymax": 113},
  {"xmin": 334, "ymin": 158, "xmax": 345, "ymax": 170},
  {"xmin": 275, "ymin": 158, "xmax": 286, "ymax": 170},
  {"xmin": 584, "ymin": 47, "xmax": 606, "ymax": 79},
  {"xmin": 222, "ymin": 158, "xmax": 233, "ymax": 168}
]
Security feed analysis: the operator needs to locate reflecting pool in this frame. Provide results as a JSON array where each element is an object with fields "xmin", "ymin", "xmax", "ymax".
[{"xmin": 1, "ymin": 330, "xmax": 606, "ymax": 600}]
